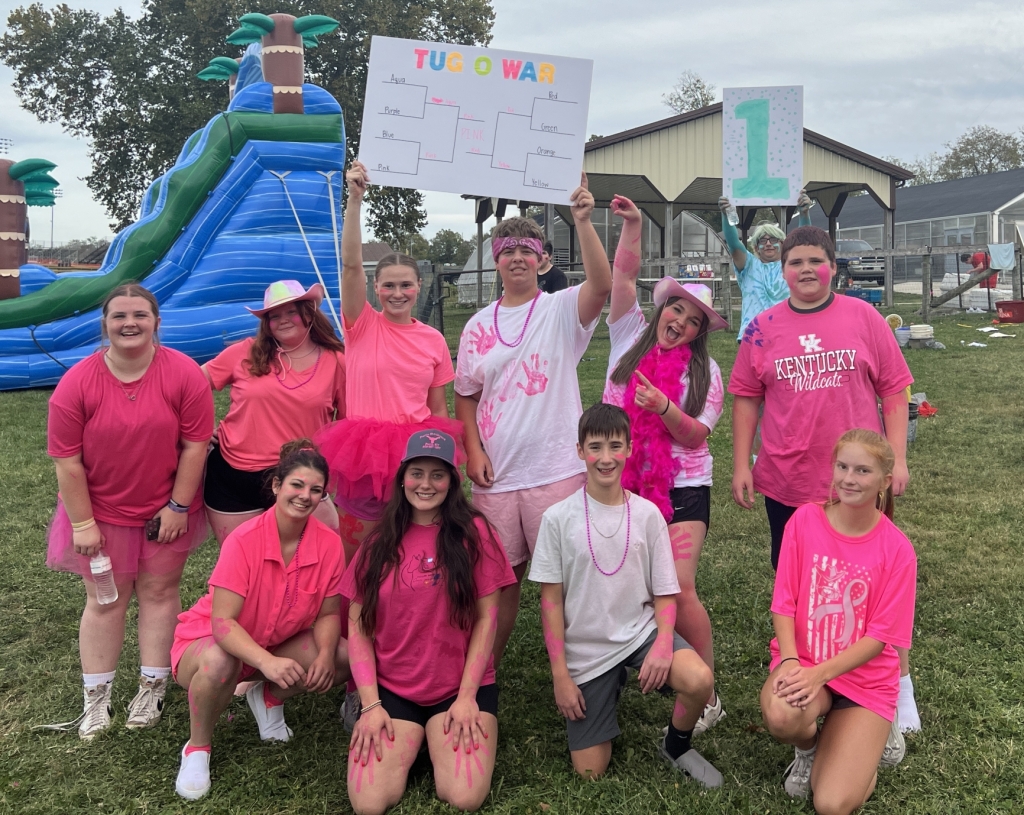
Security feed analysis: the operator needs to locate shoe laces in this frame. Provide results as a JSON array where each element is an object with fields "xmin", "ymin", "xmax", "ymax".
[
  {"xmin": 128, "ymin": 680, "xmax": 164, "ymax": 720},
  {"xmin": 786, "ymin": 748, "xmax": 815, "ymax": 784},
  {"xmin": 82, "ymin": 684, "xmax": 113, "ymax": 731}
]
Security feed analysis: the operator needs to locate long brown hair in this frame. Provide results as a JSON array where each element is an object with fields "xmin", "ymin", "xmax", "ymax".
[
  {"xmin": 355, "ymin": 460, "xmax": 497, "ymax": 636},
  {"xmin": 246, "ymin": 299, "xmax": 344, "ymax": 377},
  {"xmin": 609, "ymin": 297, "xmax": 712, "ymax": 418},
  {"xmin": 826, "ymin": 428, "xmax": 895, "ymax": 519},
  {"xmin": 100, "ymin": 283, "xmax": 160, "ymax": 344}
]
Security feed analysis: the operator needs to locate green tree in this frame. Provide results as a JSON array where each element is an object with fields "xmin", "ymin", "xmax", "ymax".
[
  {"xmin": 938, "ymin": 125, "xmax": 1024, "ymax": 179},
  {"xmin": 880, "ymin": 153, "xmax": 942, "ymax": 186},
  {"xmin": 1, "ymin": 0, "xmax": 494, "ymax": 231},
  {"xmin": 364, "ymin": 185, "xmax": 427, "ymax": 251},
  {"xmin": 663, "ymin": 70, "xmax": 716, "ymax": 114},
  {"xmin": 427, "ymin": 228, "xmax": 473, "ymax": 266}
]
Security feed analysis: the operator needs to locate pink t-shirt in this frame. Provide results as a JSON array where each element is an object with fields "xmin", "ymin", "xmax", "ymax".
[
  {"xmin": 340, "ymin": 517, "xmax": 516, "ymax": 706},
  {"xmin": 47, "ymin": 347, "xmax": 213, "ymax": 525},
  {"xmin": 770, "ymin": 503, "xmax": 917, "ymax": 721},
  {"xmin": 602, "ymin": 303, "xmax": 725, "ymax": 488},
  {"xmin": 343, "ymin": 301, "xmax": 454, "ymax": 423},
  {"xmin": 174, "ymin": 509, "xmax": 345, "ymax": 652},
  {"xmin": 728, "ymin": 295, "xmax": 913, "ymax": 506},
  {"xmin": 206, "ymin": 338, "xmax": 346, "ymax": 470}
]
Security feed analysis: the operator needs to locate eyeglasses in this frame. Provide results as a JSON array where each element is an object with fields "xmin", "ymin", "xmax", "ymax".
[{"xmin": 756, "ymin": 238, "xmax": 781, "ymax": 248}]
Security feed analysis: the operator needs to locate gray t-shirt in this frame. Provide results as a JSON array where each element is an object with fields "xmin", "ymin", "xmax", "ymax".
[{"xmin": 528, "ymin": 489, "xmax": 680, "ymax": 684}]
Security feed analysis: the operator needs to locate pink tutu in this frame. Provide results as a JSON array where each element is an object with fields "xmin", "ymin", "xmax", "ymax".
[
  {"xmin": 46, "ymin": 498, "xmax": 210, "ymax": 580},
  {"xmin": 315, "ymin": 416, "xmax": 465, "ymax": 520}
]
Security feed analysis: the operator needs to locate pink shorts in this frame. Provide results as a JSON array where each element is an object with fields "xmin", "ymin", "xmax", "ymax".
[{"xmin": 472, "ymin": 473, "xmax": 586, "ymax": 567}]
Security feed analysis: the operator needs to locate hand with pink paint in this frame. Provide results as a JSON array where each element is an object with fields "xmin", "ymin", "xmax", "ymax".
[
  {"xmin": 259, "ymin": 655, "xmax": 306, "ymax": 689},
  {"xmin": 467, "ymin": 324, "xmax": 496, "ymax": 356},
  {"xmin": 634, "ymin": 371, "xmax": 670, "ymax": 415},
  {"xmin": 638, "ymin": 632, "xmax": 674, "ymax": 693},
  {"xmin": 553, "ymin": 673, "xmax": 586, "ymax": 721},
  {"xmin": 444, "ymin": 695, "xmax": 489, "ymax": 754},
  {"xmin": 516, "ymin": 354, "xmax": 548, "ymax": 396},
  {"xmin": 350, "ymin": 703, "xmax": 394, "ymax": 764},
  {"xmin": 346, "ymin": 160, "xmax": 369, "ymax": 204},
  {"xmin": 610, "ymin": 194, "xmax": 641, "ymax": 225}
]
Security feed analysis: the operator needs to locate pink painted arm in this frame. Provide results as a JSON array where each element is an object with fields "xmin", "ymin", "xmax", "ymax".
[
  {"xmin": 210, "ymin": 587, "xmax": 276, "ymax": 672},
  {"xmin": 347, "ymin": 601, "xmax": 380, "ymax": 705},
  {"xmin": 880, "ymin": 392, "xmax": 910, "ymax": 495},
  {"xmin": 637, "ymin": 595, "xmax": 677, "ymax": 693},
  {"xmin": 609, "ymin": 194, "xmax": 643, "ymax": 324},
  {"xmin": 539, "ymin": 584, "xmax": 569, "ymax": 675},
  {"xmin": 457, "ymin": 591, "xmax": 500, "ymax": 699}
]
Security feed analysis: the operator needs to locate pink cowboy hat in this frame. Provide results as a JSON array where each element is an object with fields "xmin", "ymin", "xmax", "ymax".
[
  {"xmin": 652, "ymin": 279, "xmax": 729, "ymax": 333},
  {"xmin": 246, "ymin": 280, "xmax": 325, "ymax": 317}
]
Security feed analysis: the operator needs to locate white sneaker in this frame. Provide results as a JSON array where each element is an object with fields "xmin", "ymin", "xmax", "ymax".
[
  {"xmin": 783, "ymin": 744, "xmax": 816, "ymax": 798},
  {"xmin": 693, "ymin": 693, "xmax": 727, "ymax": 736},
  {"xmin": 880, "ymin": 711, "xmax": 906, "ymax": 768},
  {"xmin": 175, "ymin": 744, "xmax": 212, "ymax": 800},
  {"xmin": 245, "ymin": 682, "xmax": 292, "ymax": 742},
  {"xmin": 126, "ymin": 676, "xmax": 166, "ymax": 729},
  {"xmin": 79, "ymin": 683, "xmax": 113, "ymax": 741}
]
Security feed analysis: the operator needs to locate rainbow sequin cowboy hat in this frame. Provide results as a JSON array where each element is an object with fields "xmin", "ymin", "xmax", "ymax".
[
  {"xmin": 652, "ymin": 279, "xmax": 729, "ymax": 333},
  {"xmin": 246, "ymin": 280, "xmax": 325, "ymax": 317}
]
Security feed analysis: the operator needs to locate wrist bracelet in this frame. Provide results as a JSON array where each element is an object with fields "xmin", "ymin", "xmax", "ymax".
[
  {"xmin": 71, "ymin": 519, "xmax": 97, "ymax": 532},
  {"xmin": 779, "ymin": 657, "xmax": 800, "ymax": 666},
  {"xmin": 360, "ymin": 699, "xmax": 383, "ymax": 714},
  {"xmin": 167, "ymin": 499, "xmax": 189, "ymax": 514},
  {"xmin": 660, "ymin": 399, "xmax": 672, "ymax": 416}
]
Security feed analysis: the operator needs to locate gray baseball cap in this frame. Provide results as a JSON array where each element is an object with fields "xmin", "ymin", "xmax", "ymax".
[{"xmin": 402, "ymin": 429, "xmax": 457, "ymax": 467}]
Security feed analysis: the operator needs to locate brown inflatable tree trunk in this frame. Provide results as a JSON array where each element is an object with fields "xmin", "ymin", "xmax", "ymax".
[
  {"xmin": 263, "ymin": 14, "xmax": 304, "ymax": 114},
  {"xmin": 0, "ymin": 159, "xmax": 26, "ymax": 301}
]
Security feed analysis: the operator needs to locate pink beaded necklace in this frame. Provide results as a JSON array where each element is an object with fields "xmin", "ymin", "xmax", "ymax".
[
  {"xmin": 282, "ymin": 526, "xmax": 306, "ymax": 608},
  {"xmin": 493, "ymin": 290, "xmax": 541, "ymax": 348},
  {"xmin": 275, "ymin": 346, "xmax": 322, "ymax": 390},
  {"xmin": 582, "ymin": 486, "xmax": 631, "ymax": 576}
]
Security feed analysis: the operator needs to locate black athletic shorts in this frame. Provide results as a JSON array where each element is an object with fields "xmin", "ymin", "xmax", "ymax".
[
  {"xmin": 764, "ymin": 496, "xmax": 798, "ymax": 572},
  {"xmin": 378, "ymin": 683, "xmax": 499, "ymax": 728},
  {"xmin": 668, "ymin": 486, "xmax": 711, "ymax": 528},
  {"xmin": 203, "ymin": 444, "xmax": 276, "ymax": 514}
]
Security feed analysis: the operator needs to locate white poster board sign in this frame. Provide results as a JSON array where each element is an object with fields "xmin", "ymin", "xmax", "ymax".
[
  {"xmin": 358, "ymin": 37, "xmax": 593, "ymax": 205},
  {"xmin": 722, "ymin": 86, "xmax": 803, "ymax": 206}
]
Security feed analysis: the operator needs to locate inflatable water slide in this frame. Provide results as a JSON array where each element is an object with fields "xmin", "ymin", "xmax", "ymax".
[{"xmin": 0, "ymin": 13, "xmax": 348, "ymax": 390}]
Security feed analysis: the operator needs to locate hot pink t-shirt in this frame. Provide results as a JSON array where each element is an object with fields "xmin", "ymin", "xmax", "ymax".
[
  {"xmin": 770, "ymin": 503, "xmax": 916, "ymax": 721},
  {"xmin": 205, "ymin": 338, "xmax": 346, "ymax": 470},
  {"xmin": 728, "ymin": 295, "xmax": 913, "ymax": 506},
  {"xmin": 343, "ymin": 302, "xmax": 454, "ymax": 423},
  {"xmin": 174, "ymin": 509, "xmax": 345, "ymax": 652},
  {"xmin": 47, "ymin": 347, "xmax": 213, "ymax": 525},
  {"xmin": 340, "ymin": 517, "xmax": 516, "ymax": 706}
]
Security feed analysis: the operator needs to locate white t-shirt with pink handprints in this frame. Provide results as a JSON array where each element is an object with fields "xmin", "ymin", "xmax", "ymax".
[
  {"xmin": 602, "ymin": 303, "xmax": 724, "ymax": 488},
  {"xmin": 455, "ymin": 287, "xmax": 597, "ymax": 494}
]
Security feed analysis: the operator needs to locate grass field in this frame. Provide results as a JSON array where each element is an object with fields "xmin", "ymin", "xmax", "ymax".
[{"xmin": 1, "ymin": 306, "xmax": 1022, "ymax": 814}]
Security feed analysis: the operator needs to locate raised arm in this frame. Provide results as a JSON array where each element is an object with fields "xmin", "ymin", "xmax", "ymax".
[
  {"xmin": 794, "ymin": 189, "xmax": 813, "ymax": 227},
  {"xmin": 719, "ymin": 196, "xmax": 748, "ymax": 271},
  {"xmin": 609, "ymin": 194, "xmax": 643, "ymax": 323},
  {"xmin": 342, "ymin": 160, "xmax": 370, "ymax": 326},
  {"xmin": 572, "ymin": 172, "xmax": 612, "ymax": 326}
]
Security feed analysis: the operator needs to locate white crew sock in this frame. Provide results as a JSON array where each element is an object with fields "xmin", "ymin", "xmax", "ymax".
[
  {"xmin": 897, "ymin": 673, "xmax": 921, "ymax": 732},
  {"xmin": 83, "ymin": 671, "xmax": 116, "ymax": 688},
  {"xmin": 140, "ymin": 666, "xmax": 171, "ymax": 681}
]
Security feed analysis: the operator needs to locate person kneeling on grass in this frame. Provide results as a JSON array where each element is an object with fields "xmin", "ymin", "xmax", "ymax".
[
  {"xmin": 760, "ymin": 429, "xmax": 916, "ymax": 813},
  {"xmin": 528, "ymin": 404, "xmax": 722, "ymax": 787},
  {"xmin": 342, "ymin": 429, "xmax": 516, "ymax": 815},
  {"xmin": 171, "ymin": 440, "xmax": 349, "ymax": 800}
]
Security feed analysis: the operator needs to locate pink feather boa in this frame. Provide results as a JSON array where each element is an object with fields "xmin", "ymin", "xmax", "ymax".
[{"xmin": 622, "ymin": 343, "xmax": 691, "ymax": 521}]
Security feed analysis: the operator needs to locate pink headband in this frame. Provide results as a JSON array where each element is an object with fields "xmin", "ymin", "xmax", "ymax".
[{"xmin": 492, "ymin": 237, "xmax": 543, "ymax": 261}]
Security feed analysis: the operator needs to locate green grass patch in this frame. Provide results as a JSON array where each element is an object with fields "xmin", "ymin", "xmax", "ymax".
[{"xmin": 1, "ymin": 309, "xmax": 1022, "ymax": 813}]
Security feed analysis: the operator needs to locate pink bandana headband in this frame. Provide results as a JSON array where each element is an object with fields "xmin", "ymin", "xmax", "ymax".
[{"xmin": 492, "ymin": 237, "xmax": 543, "ymax": 261}]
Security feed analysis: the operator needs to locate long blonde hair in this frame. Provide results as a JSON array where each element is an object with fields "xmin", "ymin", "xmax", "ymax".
[{"xmin": 826, "ymin": 428, "xmax": 895, "ymax": 519}]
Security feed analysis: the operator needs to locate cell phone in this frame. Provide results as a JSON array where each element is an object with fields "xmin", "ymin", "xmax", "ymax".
[{"xmin": 145, "ymin": 517, "xmax": 161, "ymax": 541}]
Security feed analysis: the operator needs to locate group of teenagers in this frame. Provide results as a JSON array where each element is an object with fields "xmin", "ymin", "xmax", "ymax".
[{"xmin": 44, "ymin": 161, "xmax": 919, "ymax": 815}]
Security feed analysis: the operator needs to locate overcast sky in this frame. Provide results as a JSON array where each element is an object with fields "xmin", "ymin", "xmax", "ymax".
[{"xmin": 2, "ymin": 0, "xmax": 1022, "ymax": 243}]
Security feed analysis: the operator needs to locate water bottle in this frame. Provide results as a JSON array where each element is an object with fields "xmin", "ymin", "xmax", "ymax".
[
  {"xmin": 90, "ymin": 554, "xmax": 118, "ymax": 605},
  {"xmin": 725, "ymin": 203, "xmax": 740, "ymax": 227}
]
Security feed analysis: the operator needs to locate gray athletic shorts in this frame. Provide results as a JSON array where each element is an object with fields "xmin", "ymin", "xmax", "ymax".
[{"xmin": 566, "ymin": 628, "xmax": 692, "ymax": 752}]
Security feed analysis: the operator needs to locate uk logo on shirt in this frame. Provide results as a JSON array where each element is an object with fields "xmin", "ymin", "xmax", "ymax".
[{"xmin": 805, "ymin": 554, "xmax": 871, "ymax": 662}]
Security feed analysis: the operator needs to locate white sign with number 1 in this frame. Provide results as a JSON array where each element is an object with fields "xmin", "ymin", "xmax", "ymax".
[{"xmin": 722, "ymin": 86, "xmax": 803, "ymax": 207}]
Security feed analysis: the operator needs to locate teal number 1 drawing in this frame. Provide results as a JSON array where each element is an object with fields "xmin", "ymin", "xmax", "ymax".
[{"xmin": 733, "ymin": 98, "xmax": 789, "ymax": 199}]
